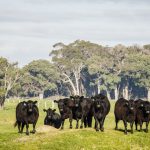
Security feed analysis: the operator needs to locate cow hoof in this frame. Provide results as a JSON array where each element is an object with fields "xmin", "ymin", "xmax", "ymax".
[
  {"xmin": 76, "ymin": 127, "xmax": 78, "ymax": 129},
  {"xmin": 70, "ymin": 126, "xmax": 72, "ymax": 129},
  {"xmin": 30, "ymin": 130, "xmax": 36, "ymax": 134},
  {"xmin": 26, "ymin": 132, "xmax": 29, "ymax": 135},
  {"xmin": 80, "ymin": 126, "xmax": 83, "ymax": 129},
  {"xmin": 115, "ymin": 127, "xmax": 118, "ymax": 130},
  {"xmin": 124, "ymin": 132, "xmax": 127, "ymax": 135},
  {"xmin": 145, "ymin": 130, "xmax": 148, "ymax": 133},
  {"xmin": 96, "ymin": 129, "xmax": 99, "ymax": 132},
  {"xmin": 61, "ymin": 127, "xmax": 64, "ymax": 130},
  {"xmin": 101, "ymin": 129, "xmax": 104, "ymax": 132}
]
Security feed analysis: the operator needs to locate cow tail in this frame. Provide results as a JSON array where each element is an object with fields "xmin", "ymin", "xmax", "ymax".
[{"xmin": 14, "ymin": 121, "xmax": 18, "ymax": 128}]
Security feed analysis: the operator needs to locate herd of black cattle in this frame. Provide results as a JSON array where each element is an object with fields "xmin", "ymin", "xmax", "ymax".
[{"xmin": 14, "ymin": 94, "xmax": 150, "ymax": 135}]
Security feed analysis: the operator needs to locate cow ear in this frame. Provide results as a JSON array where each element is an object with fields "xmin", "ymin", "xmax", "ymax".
[
  {"xmin": 53, "ymin": 109, "xmax": 56, "ymax": 112},
  {"xmin": 54, "ymin": 100, "xmax": 58, "ymax": 103},
  {"xmin": 33, "ymin": 101, "xmax": 37, "ymax": 105},
  {"xmin": 80, "ymin": 96, "xmax": 84, "ymax": 99},
  {"xmin": 70, "ymin": 96, "xmax": 74, "ymax": 100},
  {"xmin": 23, "ymin": 102, "xmax": 27, "ymax": 107},
  {"xmin": 43, "ymin": 109, "xmax": 47, "ymax": 112},
  {"xmin": 125, "ymin": 102, "xmax": 129, "ymax": 106}
]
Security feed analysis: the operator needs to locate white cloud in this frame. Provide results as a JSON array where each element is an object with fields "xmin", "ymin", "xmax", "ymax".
[{"xmin": 0, "ymin": 0, "xmax": 150, "ymax": 67}]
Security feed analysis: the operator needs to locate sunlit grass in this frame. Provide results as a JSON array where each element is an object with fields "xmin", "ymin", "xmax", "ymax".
[{"xmin": 0, "ymin": 98, "xmax": 150, "ymax": 150}]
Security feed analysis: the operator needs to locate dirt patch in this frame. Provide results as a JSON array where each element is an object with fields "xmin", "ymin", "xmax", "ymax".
[
  {"xmin": 36, "ymin": 125, "xmax": 59, "ymax": 133},
  {"xmin": 14, "ymin": 125, "xmax": 60, "ymax": 143}
]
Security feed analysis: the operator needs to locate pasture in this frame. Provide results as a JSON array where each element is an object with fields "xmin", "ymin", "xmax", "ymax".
[{"xmin": 0, "ymin": 98, "xmax": 150, "ymax": 150}]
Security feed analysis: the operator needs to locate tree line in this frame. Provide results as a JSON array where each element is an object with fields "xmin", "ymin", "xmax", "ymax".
[{"xmin": 0, "ymin": 40, "xmax": 150, "ymax": 109}]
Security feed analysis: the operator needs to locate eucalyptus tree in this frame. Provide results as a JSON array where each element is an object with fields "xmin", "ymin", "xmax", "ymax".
[
  {"xmin": 0, "ymin": 57, "xmax": 22, "ymax": 109},
  {"xmin": 50, "ymin": 40, "xmax": 99, "ymax": 96},
  {"xmin": 21, "ymin": 59, "xmax": 59, "ymax": 97},
  {"xmin": 122, "ymin": 48, "xmax": 150, "ymax": 100}
]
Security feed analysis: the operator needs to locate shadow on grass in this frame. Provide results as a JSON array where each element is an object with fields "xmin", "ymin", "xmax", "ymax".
[{"xmin": 114, "ymin": 128, "xmax": 133, "ymax": 133}]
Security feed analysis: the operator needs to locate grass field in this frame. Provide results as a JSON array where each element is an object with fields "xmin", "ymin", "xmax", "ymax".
[{"xmin": 0, "ymin": 98, "xmax": 150, "ymax": 150}]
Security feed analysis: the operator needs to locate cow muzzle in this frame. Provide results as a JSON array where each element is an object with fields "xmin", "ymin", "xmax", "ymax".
[
  {"xmin": 146, "ymin": 111, "xmax": 150, "ymax": 114},
  {"xmin": 60, "ymin": 109, "xmax": 63, "ymax": 112},
  {"xmin": 75, "ymin": 104, "xmax": 79, "ymax": 107},
  {"xmin": 29, "ymin": 109, "xmax": 33, "ymax": 112},
  {"xmin": 130, "ymin": 107, "xmax": 134, "ymax": 110},
  {"xmin": 48, "ymin": 116, "xmax": 51, "ymax": 119},
  {"xmin": 97, "ymin": 105, "xmax": 100, "ymax": 108}
]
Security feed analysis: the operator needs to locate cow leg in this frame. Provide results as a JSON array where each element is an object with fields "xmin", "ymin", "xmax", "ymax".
[
  {"xmin": 21, "ymin": 123, "xmax": 25, "ymax": 133},
  {"xmin": 145, "ymin": 121, "xmax": 149, "ymax": 133},
  {"xmin": 135, "ymin": 121, "xmax": 138, "ymax": 130},
  {"xmin": 140, "ymin": 121, "xmax": 143, "ymax": 132},
  {"xmin": 76, "ymin": 119, "xmax": 79, "ymax": 129},
  {"xmin": 87, "ymin": 115, "xmax": 92, "ymax": 128},
  {"xmin": 26, "ymin": 123, "xmax": 29, "ymax": 135},
  {"xmin": 61, "ymin": 119, "xmax": 65, "ymax": 130},
  {"xmin": 123, "ymin": 120, "xmax": 127, "ymax": 134},
  {"xmin": 100, "ymin": 119, "xmax": 104, "ymax": 132},
  {"xmin": 31, "ymin": 122, "xmax": 36, "ymax": 134},
  {"xmin": 100, "ymin": 116, "xmax": 106, "ymax": 132},
  {"xmin": 80, "ymin": 114, "xmax": 86, "ymax": 129},
  {"xmin": 69, "ymin": 111, "xmax": 73, "ymax": 129},
  {"xmin": 84, "ymin": 117, "xmax": 87, "ymax": 128},
  {"xmin": 18, "ymin": 122, "xmax": 21, "ymax": 133},
  {"xmin": 94, "ymin": 117, "xmax": 99, "ymax": 131},
  {"xmin": 130, "ymin": 122, "xmax": 134, "ymax": 134},
  {"xmin": 115, "ymin": 118, "xmax": 119, "ymax": 130}
]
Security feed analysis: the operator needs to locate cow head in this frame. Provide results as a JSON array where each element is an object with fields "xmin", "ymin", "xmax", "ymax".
[
  {"xmin": 125, "ymin": 100, "xmax": 135, "ymax": 111},
  {"xmin": 144, "ymin": 101, "xmax": 150, "ymax": 114},
  {"xmin": 57, "ymin": 99, "xmax": 65, "ymax": 113},
  {"xmin": 43, "ymin": 108, "xmax": 56, "ymax": 119},
  {"xmin": 70, "ymin": 95, "xmax": 83, "ymax": 107},
  {"xmin": 92, "ymin": 97, "xmax": 103, "ymax": 108},
  {"xmin": 26, "ymin": 100, "xmax": 37, "ymax": 113}
]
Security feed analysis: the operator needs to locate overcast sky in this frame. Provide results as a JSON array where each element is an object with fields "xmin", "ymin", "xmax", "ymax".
[{"xmin": 0, "ymin": 0, "xmax": 150, "ymax": 67}]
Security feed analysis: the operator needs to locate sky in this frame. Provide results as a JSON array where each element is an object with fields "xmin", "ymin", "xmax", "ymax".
[{"xmin": 0, "ymin": 0, "xmax": 150, "ymax": 67}]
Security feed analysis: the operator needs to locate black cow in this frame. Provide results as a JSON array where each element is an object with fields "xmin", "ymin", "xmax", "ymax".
[
  {"xmin": 91, "ymin": 94, "xmax": 110, "ymax": 132},
  {"xmin": 70, "ymin": 96, "xmax": 93, "ymax": 129},
  {"xmin": 14, "ymin": 100, "xmax": 39, "ymax": 135},
  {"xmin": 43, "ymin": 108, "xmax": 62, "ymax": 129},
  {"xmin": 135, "ymin": 99, "xmax": 150, "ymax": 132},
  {"xmin": 54, "ymin": 98, "xmax": 74, "ymax": 129},
  {"xmin": 114, "ymin": 98, "xmax": 136, "ymax": 134}
]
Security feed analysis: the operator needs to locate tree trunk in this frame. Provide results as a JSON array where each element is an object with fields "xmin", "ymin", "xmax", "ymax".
[
  {"xmin": 148, "ymin": 88, "xmax": 150, "ymax": 101},
  {"xmin": 74, "ymin": 72, "xmax": 80, "ymax": 95},
  {"xmin": 0, "ymin": 104, "xmax": 4, "ymax": 110},
  {"xmin": 124, "ymin": 85, "xmax": 129, "ymax": 100},
  {"xmin": 97, "ymin": 80, "xmax": 100, "ymax": 94},
  {"xmin": 106, "ymin": 89, "xmax": 111, "ymax": 100},
  {"xmin": 114, "ymin": 86, "xmax": 118, "ymax": 101},
  {"xmin": 62, "ymin": 73, "xmax": 77, "ymax": 95}
]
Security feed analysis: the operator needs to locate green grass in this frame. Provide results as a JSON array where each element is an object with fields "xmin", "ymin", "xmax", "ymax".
[{"xmin": 0, "ymin": 99, "xmax": 150, "ymax": 150}]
